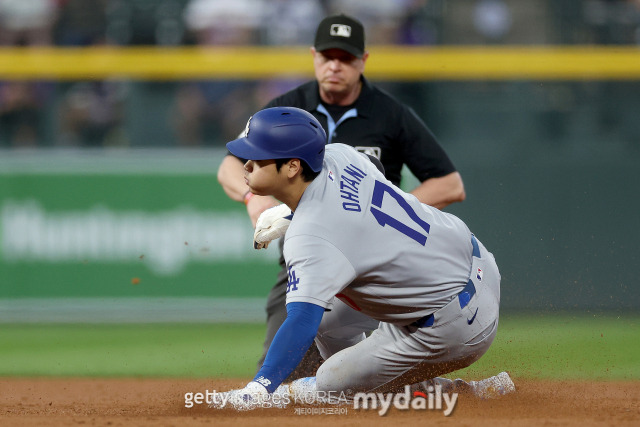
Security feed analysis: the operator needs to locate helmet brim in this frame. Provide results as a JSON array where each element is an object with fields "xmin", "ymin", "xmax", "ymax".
[{"xmin": 226, "ymin": 137, "xmax": 280, "ymax": 162}]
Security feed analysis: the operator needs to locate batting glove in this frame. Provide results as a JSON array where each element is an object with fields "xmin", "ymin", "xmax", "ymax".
[{"xmin": 253, "ymin": 204, "xmax": 292, "ymax": 249}]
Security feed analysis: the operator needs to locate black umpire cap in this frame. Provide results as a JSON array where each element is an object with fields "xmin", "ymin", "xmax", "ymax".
[{"xmin": 314, "ymin": 14, "xmax": 365, "ymax": 58}]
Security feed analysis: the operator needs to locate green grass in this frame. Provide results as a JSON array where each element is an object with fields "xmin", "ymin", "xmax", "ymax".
[
  {"xmin": 0, "ymin": 323, "xmax": 266, "ymax": 378},
  {"xmin": 453, "ymin": 312, "xmax": 640, "ymax": 381},
  {"xmin": 1, "ymin": 313, "xmax": 638, "ymax": 380}
]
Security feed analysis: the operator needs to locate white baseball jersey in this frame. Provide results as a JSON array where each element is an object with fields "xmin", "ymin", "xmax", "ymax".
[{"xmin": 284, "ymin": 143, "xmax": 476, "ymax": 325}]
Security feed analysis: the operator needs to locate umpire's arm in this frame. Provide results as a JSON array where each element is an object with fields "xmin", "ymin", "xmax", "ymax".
[{"xmin": 410, "ymin": 171, "xmax": 465, "ymax": 210}]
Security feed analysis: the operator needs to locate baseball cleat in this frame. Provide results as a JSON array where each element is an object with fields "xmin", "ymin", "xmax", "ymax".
[{"xmin": 469, "ymin": 371, "xmax": 516, "ymax": 399}]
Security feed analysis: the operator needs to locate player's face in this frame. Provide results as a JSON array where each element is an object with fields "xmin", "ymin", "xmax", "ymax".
[
  {"xmin": 312, "ymin": 48, "xmax": 368, "ymax": 104},
  {"xmin": 243, "ymin": 159, "xmax": 282, "ymax": 196}
]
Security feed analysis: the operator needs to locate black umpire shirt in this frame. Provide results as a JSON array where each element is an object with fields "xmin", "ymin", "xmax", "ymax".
[{"xmin": 262, "ymin": 76, "xmax": 456, "ymax": 187}]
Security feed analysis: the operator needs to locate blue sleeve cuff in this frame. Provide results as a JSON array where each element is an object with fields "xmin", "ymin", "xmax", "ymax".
[{"xmin": 253, "ymin": 302, "xmax": 324, "ymax": 393}]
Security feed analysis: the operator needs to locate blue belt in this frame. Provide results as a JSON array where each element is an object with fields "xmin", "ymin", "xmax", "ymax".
[{"xmin": 413, "ymin": 235, "xmax": 480, "ymax": 328}]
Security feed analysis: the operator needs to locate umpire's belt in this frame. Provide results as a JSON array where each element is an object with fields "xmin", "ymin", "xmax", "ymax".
[{"xmin": 413, "ymin": 235, "xmax": 480, "ymax": 328}]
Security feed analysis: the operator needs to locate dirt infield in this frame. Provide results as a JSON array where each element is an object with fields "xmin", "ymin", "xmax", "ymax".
[{"xmin": 1, "ymin": 377, "xmax": 639, "ymax": 426}]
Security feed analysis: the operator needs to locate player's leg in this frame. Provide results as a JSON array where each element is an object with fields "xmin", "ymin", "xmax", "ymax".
[
  {"xmin": 315, "ymin": 308, "xmax": 498, "ymax": 394},
  {"xmin": 314, "ymin": 298, "xmax": 380, "ymax": 360},
  {"xmin": 411, "ymin": 372, "xmax": 515, "ymax": 399},
  {"xmin": 286, "ymin": 370, "xmax": 514, "ymax": 403}
]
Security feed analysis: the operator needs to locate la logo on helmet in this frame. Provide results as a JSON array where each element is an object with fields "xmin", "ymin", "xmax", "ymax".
[
  {"xmin": 241, "ymin": 116, "xmax": 252, "ymax": 137},
  {"xmin": 330, "ymin": 24, "xmax": 351, "ymax": 38}
]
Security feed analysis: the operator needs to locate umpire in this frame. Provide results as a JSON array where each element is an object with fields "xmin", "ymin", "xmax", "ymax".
[{"xmin": 217, "ymin": 14, "xmax": 466, "ymax": 379}]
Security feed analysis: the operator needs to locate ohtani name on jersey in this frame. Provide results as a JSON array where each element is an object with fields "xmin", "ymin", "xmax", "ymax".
[{"xmin": 340, "ymin": 163, "xmax": 367, "ymax": 212}]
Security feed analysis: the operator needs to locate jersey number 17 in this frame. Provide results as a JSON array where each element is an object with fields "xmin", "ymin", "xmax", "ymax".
[{"xmin": 370, "ymin": 180, "xmax": 431, "ymax": 246}]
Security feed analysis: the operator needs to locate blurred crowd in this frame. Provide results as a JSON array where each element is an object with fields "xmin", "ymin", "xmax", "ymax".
[{"xmin": 1, "ymin": 0, "xmax": 640, "ymax": 148}]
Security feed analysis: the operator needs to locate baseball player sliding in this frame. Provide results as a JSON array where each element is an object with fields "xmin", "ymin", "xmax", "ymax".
[{"xmin": 213, "ymin": 107, "xmax": 514, "ymax": 410}]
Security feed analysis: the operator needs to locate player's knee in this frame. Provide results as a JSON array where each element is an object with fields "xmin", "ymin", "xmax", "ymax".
[{"xmin": 315, "ymin": 363, "xmax": 334, "ymax": 392}]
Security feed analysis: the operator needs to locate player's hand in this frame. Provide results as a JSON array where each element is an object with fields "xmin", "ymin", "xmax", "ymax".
[
  {"xmin": 231, "ymin": 381, "xmax": 270, "ymax": 411},
  {"xmin": 209, "ymin": 381, "xmax": 268, "ymax": 411},
  {"xmin": 253, "ymin": 204, "xmax": 292, "ymax": 250},
  {"xmin": 209, "ymin": 381, "xmax": 290, "ymax": 411}
]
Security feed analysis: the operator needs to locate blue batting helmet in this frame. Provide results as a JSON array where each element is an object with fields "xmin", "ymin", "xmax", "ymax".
[{"xmin": 226, "ymin": 107, "xmax": 327, "ymax": 172}]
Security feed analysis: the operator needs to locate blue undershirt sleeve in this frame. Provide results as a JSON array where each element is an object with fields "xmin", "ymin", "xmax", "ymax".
[{"xmin": 253, "ymin": 302, "xmax": 325, "ymax": 393}]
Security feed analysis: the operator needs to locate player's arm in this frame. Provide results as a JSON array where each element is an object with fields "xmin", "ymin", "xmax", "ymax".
[
  {"xmin": 217, "ymin": 154, "xmax": 279, "ymax": 227},
  {"xmin": 410, "ymin": 171, "xmax": 465, "ymax": 210},
  {"xmin": 252, "ymin": 302, "xmax": 325, "ymax": 392},
  {"xmin": 250, "ymin": 237, "xmax": 356, "ymax": 391}
]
